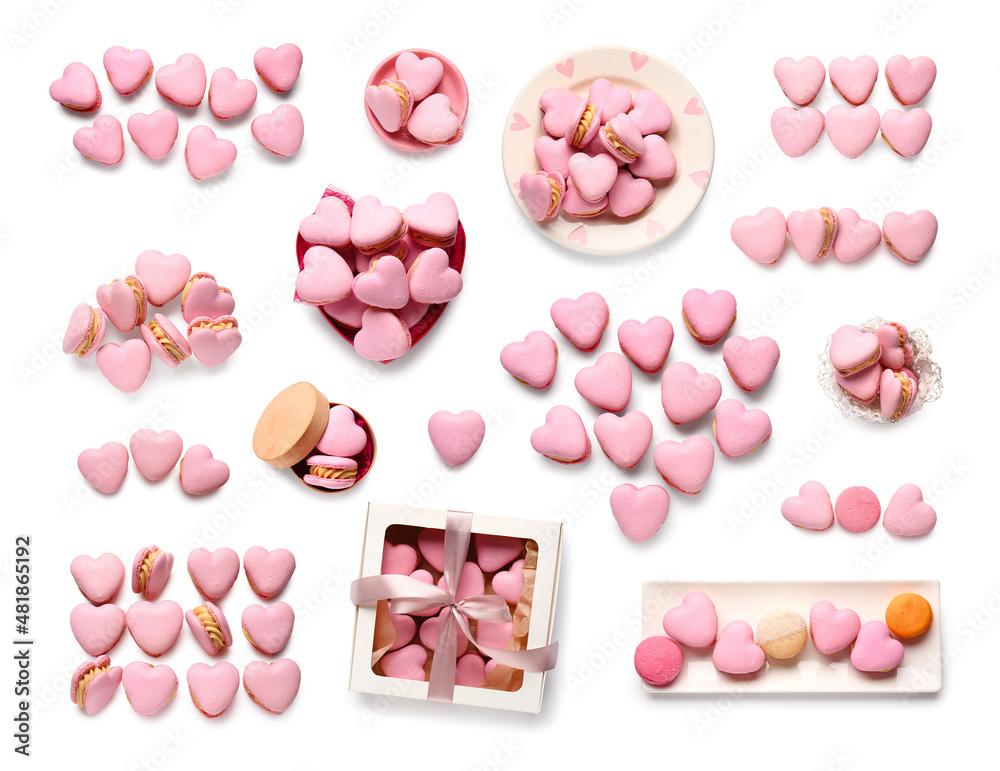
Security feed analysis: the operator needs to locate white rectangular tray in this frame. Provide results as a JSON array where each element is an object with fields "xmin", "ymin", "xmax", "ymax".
[{"xmin": 641, "ymin": 580, "xmax": 941, "ymax": 694}]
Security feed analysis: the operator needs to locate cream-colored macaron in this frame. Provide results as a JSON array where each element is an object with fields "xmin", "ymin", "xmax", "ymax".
[{"xmin": 756, "ymin": 608, "xmax": 808, "ymax": 659}]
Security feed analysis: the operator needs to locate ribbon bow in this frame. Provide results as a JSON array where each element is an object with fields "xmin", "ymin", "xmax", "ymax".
[{"xmin": 351, "ymin": 511, "xmax": 558, "ymax": 702}]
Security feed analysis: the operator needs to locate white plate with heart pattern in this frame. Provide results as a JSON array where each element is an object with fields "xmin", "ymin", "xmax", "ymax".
[{"xmin": 501, "ymin": 46, "xmax": 714, "ymax": 257}]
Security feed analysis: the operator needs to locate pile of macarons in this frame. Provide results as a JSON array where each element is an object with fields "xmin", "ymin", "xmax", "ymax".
[
  {"xmin": 520, "ymin": 78, "xmax": 676, "ymax": 221},
  {"xmin": 731, "ymin": 207, "xmax": 937, "ymax": 265},
  {"xmin": 70, "ymin": 546, "xmax": 300, "ymax": 716},
  {"xmin": 78, "ymin": 429, "xmax": 229, "ymax": 496},
  {"xmin": 771, "ymin": 55, "xmax": 935, "ymax": 158},
  {"xmin": 50, "ymin": 43, "xmax": 304, "ymax": 175},
  {"xmin": 63, "ymin": 250, "xmax": 242, "ymax": 392},
  {"xmin": 635, "ymin": 589, "xmax": 934, "ymax": 685},
  {"xmin": 501, "ymin": 288, "xmax": 779, "ymax": 543},
  {"xmin": 376, "ymin": 529, "xmax": 530, "ymax": 689},
  {"xmin": 364, "ymin": 51, "xmax": 464, "ymax": 146},
  {"xmin": 302, "ymin": 404, "xmax": 373, "ymax": 491},
  {"xmin": 782, "ymin": 482, "xmax": 937, "ymax": 537},
  {"xmin": 296, "ymin": 190, "xmax": 464, "ymax": 363}
]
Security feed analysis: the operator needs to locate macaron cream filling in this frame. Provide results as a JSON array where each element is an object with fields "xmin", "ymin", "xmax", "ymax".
[
  {"xmin": 75, "ymin": 308, "xmax": 102, "ymax": 355},
  {"xmin": 190, "ymin": 319, "xmax": 236, "ymax": 332},
  {"xmin": 547, "ymin": 177, "xmax": 563, "ymax": 217},
  {"xmin": 192, "ymin": 605, "xmax": 226, "ymax": 651},
  {"xmin": 888, "ymin": 372, "xmax": 913, "ymax": 419},
  {"xmin": 602, "ymin": 124, "xmax": 639, "ymax": 161},
  {"xmin": 137, "ymin": 548, "xmax": 163, "ymax": 594},
  {"xmin": 818, "ymin": 208, "xmax": 837, "ymax": 258},
  {"xmin": 308, "ymin": 464, "xmax": 357, "ymax": 480},
  {"xmin": 147, "ymin": 319, "xmax": 186, "ymax": 362},
  {"xmin": 386, "ymin": 81, "xmax": 411, "ymax": 118},
  {"xmin": 571, "ymin": 104, "xmax": 599, "ymax": 146},
  {"xmin": 75, "ymin": 662, "xmax": 110, "ymax": 708}
]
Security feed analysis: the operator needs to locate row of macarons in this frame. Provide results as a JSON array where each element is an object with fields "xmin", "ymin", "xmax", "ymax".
[
  {"xmin": 771, "ymin": 104, "xmax": 932, "ymax": 159},
  {"xmin": 774, "ymin": 55, "xmax": 935, "ymax": 108},
  {"xmin": 782, "ymin": 482, "xmax": 937, "ymax": 537}
]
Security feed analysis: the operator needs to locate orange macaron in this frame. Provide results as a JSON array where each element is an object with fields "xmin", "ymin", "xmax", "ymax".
[{"xmin": 885, "ymin": 593, "xmax": 933, "ymax": 638}]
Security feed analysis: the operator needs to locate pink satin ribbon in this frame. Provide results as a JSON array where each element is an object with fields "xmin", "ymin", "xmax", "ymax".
[{"xmin": 351, "ymin": 511, "xmax": 559, "ymax": 702}]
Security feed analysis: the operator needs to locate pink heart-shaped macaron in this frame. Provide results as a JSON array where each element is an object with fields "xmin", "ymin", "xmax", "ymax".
[
  {"xmin": 880, "ymin": 368, "xmax": 918, "ymax": 420},
  {"xmin": 50, "ymin": 62, "xmax": 101, "ymax": 111},
  {"xmin": 627, "ymin": 89, "xmax": 672, "ymax": 134},
  {"xmin": 208, "ymin": 67, "xmax": 257, "ymax": 119},
  {"xmin": 550, "ymin": 292, "xmax": 609, "ymax": 352},
  {"xmin": 476, "ymin": 620, "xmax": 514, "ymax": 651},
  {"xmin": 242, "ymin": 602, "xmax": 295, "ymax": 655},
  {"xmin": 416, "ymin": 529, "xmax": 446, "ymax": 572},
  {"xmin": 830, "ymin": 325, "xmax": 881, "ymax": 375},
  {"xmin": 608, "ymin": 168, "xmax": 654, "ymax": 218},
  {"xmin": 71, "ymin": 553, "xmax": 125, "ymax": 605},
  {"xmin": 833, "ymin": 208, "xmax": 882, "ymax": 262},
  {"xmin": 575, "ymin": 352, "xmax": 632, "ymax": 412},
  {"xmin": 408, "ymin": 248, "xmax": 463, "ymax": 304},
  {"xmin": 407, "ymin": 93, "xmax": 463, "ymax": 146},
  {"xmin": 388, "ymin": 613, "xmax": 417, "ymax": 651},
  {"xmin": 539, "ymin": 87, "xmax": 584, "ymax": 138},
  {"xmin": 382, "ymin": 542, "xmax": 419, "ymax": 576},
  {"xmin": 501, "ymin": 330, "xmax": 558, "ymax": 389},
  {"xmin": 187, "ymin": 547, "xmax": 240, "ymax": 600},
  {"xmin": 456, "ymin": 653, "xmax": 486, "ymax": 687},
  {"xmin": 653, "ymin": 435, "xmax": 715, "ymax": 495},
  {"xmin": 882, "ymin": 210, "xmax": 938, "ymax": 264},
  {"xmin": 588, "ymin": 78, "xmax": 632, "ymax": 118},
  {"xmin": 713, "ymin": 399, "xmax": 772, "ymax": 458},
  {"xmin": 71, "ymin": 603, "xmax": 126, "ymax": 656},
  {"xmin": 885, "ymin": 55, "xmax": 936, "ymax": 105},
  {"xmin": 436, "ymin": 561, "xmax": 485, "ymax": 604},
  {"xmin": 129, "ymin": 429, "xmax": 182, "ymax": 482},
  {"xmin": 618, "ymin": 316, "xmax": 673, "ymax": 374},
  {"xmin": 722, "ymin": 336, "xmax": 780, "ymax": 392},
  {"xmin": 850, "ymin": 621, "xmax": 904, "ymax": 672},
  {"xmin": 474, "ymin": 533, "xmax": 523, "ymax": 573},
  {"xmin": 773, "ymin": 56, "xmax": 825, "ymax": 106},
  {"xmin": 354, "ymin": 256, "xmax": 409, "ymax": 309},
  {"xmin": 96, "ymin": 340, "xmax": 151, "ymax": 393},
  {"xmin": 629, "ymin": 134, "xmax": 677, "ymax": 181},
  {"xmin": 125, "ymin": 600, "xmax": 183, "ymax": 657},
  {"xmin": 155, "ymin": 53, "xmax": 206, "ymax": 107},
  {"xmin": 662, "ymin": 591, "xmax": 718, "ymax": 647},
  {"xmin": 787, "ymin": 208, "xmax": 837, "ymax": 261},
  {"xmin": 594, "ymin": 411, "xmax": 652, "ymax": 469},
  {"xmin": 187, "ymin": 661, "xmax": 240, "ymax": 718},
  {"xmin": 713, "ymin": 620, "xmax": 765, "ymax": 674},
  {"xmin": 78, "ymin": 442, "xmax": 129, "ymax": 494},
  {"xmin": 254, "ymin": 43, "xmax": 303, "ymax": 93},
  {"xmin": 122, "ymin": 662, "xmax": 178, "ymax": 717},
  {"xmin": 103, "ymin": 46, "xmax": 153, "ymax": 96},
  {"xmin": 127, "ymin": 109, "xmax": 179, "ymax": 161},
  {"xmin": 179, "ymin": 445, "xmax": 229, "ymax": 495},
  {"xmin": 809, "ymin": 601, "xmax": 861, "ymax": 655},
  {"xmin": 350, "ymin": 195, "xmax": 406, "ymax": 254},
  {"xmin": 244, "ymin": 547, "xmax": 295, "ymax": 599},
  {"xmin": 781, "ymin": 481, "xmax": 835, "ymax": 530},
  {"xmin": 880, "ymin": 108, "xmax": 932, "ymax": 157},
  {"xmin": 828, "ymin": 55, "xmax": 878, "ymax": 105},
  {"xmin": 660, "ymin": 362, "xmax": 721, "ymax": 425},
  {"xmin": 826, "ymin": 104, "xmax": 880, "ymax": 158},
  {"xmin": 73, "ymin": 658, "xmax": 122, "ymax": 715},
  {"xmin": 183, "ymin": 275, "xmax": 235, "ymax": 322},
  {"xmin": 394, "ymin": 51, "xmax": 444, "ymax": 102},
  {"xmin": 403, "ymin": 192, "xmax": 459, "ymax": 248},
  {"xmin": 771, "ymin": 106, "xmax": 824, "ymax": 157},
  {"xmin": 296, "ymin": 245, "xmax": 353, "ymax": 306},
  {"xmin": 491, "ymin": 559, "xmax": 525, "ymax": 605},
  {"xmin": 187, "ymin": 316, "xmax": 241, "ymax": 367},
  {"xmin": 875, "ymin": 323, "xmax": 912, "ymax": 370},
  {"xmin": 96, "ymin": 277, "xmax": 144, "ymax": 333},
  {"xmin": 520, "ymin": 170, "xmax": 564, "ymax": 221},
  {"xmin": 134, "ymin": 250, "xmax": 190, "ymax": 306},
  {"xmin": 568, "ymin": 152, "xmax": 618, "ymax": 202},
  {"xmin": 610, "ymin": 483, "xmax": 670, "ymax": 543},
  {"xmin": 428, "ymin": 410, "xmax": 485, "ymax": 466},
  {"xmin": 530, "ymin": 405, "xmax": 590, "ymax": 464},
  {"xmin": 534, "ymin": 136, "xmax": 575, "ymax": 178},
  {"xmin": 74, "ymin": 115, "xmax": 124, "ymax": 165},
  {"xmin": 883, "ymin": 483, "xmax": 937, "ymax": 536},
  {"xmin": 836, "ymin": 363, "xmax": 883, "ymax": 404},
  {"xmin": 731, "ymin": 207, "xmax": 787, "ymax": 265},
  {"xmin": 185, "ymin": 125, "xmax": 237, "ymax": 180},
  {"xmin": 252, "ymin": 104, "xmax": 304, "ymax": 157},
  {"xmin": 243, "ymin": 659, "xmax": 301, "ymax": 713},
  {"xmin": 380, "ymin": 645, "xmax": 427, "ymax": 681},
  {"xmin": 366, "ymin": 82, "xmax": 409, "ymax": 132},
  {"xmin": 353, "ymin": 308, "xmax": 411, "ymax": 362},
  {"xmin": 316, "ymin": 404, "xmax": 368, "ymax": 457},
  {"xmin": 682, "ymin": 289, "xmax": 737, "ymax": 346},
  {"xmin": 299, "ymin": 196, "xmax": 352, "ymax": 248}
]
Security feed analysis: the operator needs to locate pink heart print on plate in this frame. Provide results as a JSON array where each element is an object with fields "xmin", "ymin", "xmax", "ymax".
[
  {"xmin": 127, "ymin": 109, "xmax": 180, "ymax": 161},
  {"xmin": 74, "ymin": 115, "xmax": 124, "ymax": 165},
  {"xmin": 880, "ymin": 108, "xmax": 932, "ymax": 157},
  {"xmin": 134, "ymin": 250, "xmax": 190, "ymax": 306},
  {"xmin": 427, "ymin": 410, "xmax": 485, "ymax": 466},
  {"xmin": 712, "ymin": 620, "xmax": 765, "ymax": 675},
  {"xmin": 722, "ymin": 335, "xmax": 780, "ymax": 392},
  {"xmin": 882, "ymin": 210, "xmax": 937, "ymax": 264},
  {"xmin": 828, "ymin": 56, "xmax": 878, "ymax": 105},
  {"xmin": 129, "ymin": 429, "xmax": 182, "ymax": 481},
  {"xmin": 730, "ymin": 207, "xmax": 787, "ymax": 265},
  {"xmin": 825, "ymin": 105, "xmax": 880, "ymax": 159},
  {"xmin": 555, "ymin": 58, "xmax": 574, "ymax": 78},
  {"xmin": 773, "ymin": 56, "xmax": 825, "ymax": 106},
  {"xmin": 380, "ymin": 645, "xmax": 427, "ymax": 681},
  {"xmin": 618, "ymin": 316, "xmax": 673, "ymax": 374},
  {"xmin": 491, "ymin": 559, "xmax": 525, "ymax": 605},
  {"xmin": 850, "ymin": 621, "xmax": 904, "ymax": 672},
  {"xmin": 660, "ymin": 362, "xmax": 721, "ymax": 425},
  {"xmin": 179, "ymin": 445, "xmax": 230, "ymax": 495},
  {"xmin": 509, "ymin": 113, "xmax": 529, "ymax": 131},
  {"xmin": 780, "ymin": 480, "xmax": 835, "ymax": 530},
  {"xmin": 408, "ymin": 248, "xmax": 463, "ymax": 304},
  {"xmin": 610, "ymin": 483, "xmax": 670, "ymax": 543},
  {"xmin": 530, "ymin": 405, "xmax": 590, "ymax": 464},
  {"xmin": 630, "ymin": 51, "xmax": 648, "ymax": 71},
  {"xmin": 187, "ymin": 547, "xmax": 240, "ymax": 600},
  {"xmin": 662, "ymin": 591, "xmax": 718, "ymax": 647},
  {"xmin": 96, "ymin": 339, "xmax": 151, "ymax": 393},
  {"xmin": 829, "ymin": 325, "xmax": 881, "ymax": 375},
  {"xmin": 181, "ymin": 274, "xmax": 235, "ymax": 323},
  {"xmin": 254, "ymin": 43, "xmax": 303, "ymax": 93},
  {"xmin": 187, "ymin": 661, "xmax": 240, "ymax": 718},
  {"xmin": 296, "ymin": 246, "xmax": 353, "ymax": 306},
  {"xmin": 588, "ymin": 77, "xmax": 632, "ymax": 117},
  {"xmin": 185, "ymin": 125, "xmax": 237, "ymax": 180},
  {"xmin": 103, "ymin": 46, "xmax": 153, "ymax": 96},
  {"xmin": 70, "ymin": 603, "xmax": 126, "ymax": 656},
  {"xmin": 771, "ymin": 107, "xmax": 824, "ymax": 157},
  {"xmin": 884, "ymin": 55, "xmax": 936, "ymax": 105},
  {"xmin": 125, "ymin": 600, "xmax": 183, "ymax": 657},
  {"xmin": 407, "ymin": 93, "xmax": 463, "ymax": 146},
  {"xmin": 594, "ymin": 411, "xmax": 652, "ymax": 469},
  {"xmin": 71, "ymin": 553, "xmax": 125, "ymax": 606},
  {"xmin": 242, "ymin": 602, "xmax": 295, "ymax": 655},
  {"xmin": 575, "ymin": 352, "xmax": 633, "ymax": 412},
  {"xmin": 809, "ymin": 601, "xmax": 861, "ymax": 655},
  {"xmin": 50, "ymin": 62, "xmax": 101, "ymax": 111},
  {"xmin": 833, "ymin": 208, "xmax": 882, "ymax": 262},
  {"xmin": 500, "ymin": 330, "xmax": 558, "ymax": 389},
  {"xmin": 394, "ymin": 51, "xmax": 444, "ymax": 102},
  {"xmin": 316, "ymin": 404, "xmax": 368, "ymax": 456},
  {"xmin": 713, "ymin": 398, "xmax": 772, "ymax": 458},
  {"xmin": 550, "ymin": 292, "xmax": 609, "ymax": 352},
  {"xmin": 242, "ymin": 658, "xmax": 301, "ymax": 714},
  {"xmin": 122, "ymin": 662, "xmax": 178, "ymax": 717},
  {"xmin": 155, "ymin": 53, "xmax": 206, "ymax": 108},
  {"xmin": 882, "ymin": 483, "xmax": 937, "ymax": 536},
  {"xmin": 353, "ymin": 308, "xmax": 411, "ymax": 362},
  {"xmin": 208, "ymin": 67, "xmax": 257, "ymax": 120},
  {"xmin": 681, "ymin": 288, "xmax": 736, "ymax": 346},
  {"xmin": 252, "ymin": 104, "xmax": 304, "ymax": 157},
  {"xmin": 653, "ymin": 436, "xmax": 715, "ymax": 495},
  {"xmin": 78, "ymin": 441, "xmax": 129, "ymax": 493},
  {"xmin": 244, "ymin": 547, "xmax": 296, "ymax": 599},
  {"xmin": 299, "ymin": 196, "xmax": 352, "ymax": 248}
]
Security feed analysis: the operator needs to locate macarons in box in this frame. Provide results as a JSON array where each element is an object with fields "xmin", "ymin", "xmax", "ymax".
[
  {"xmin": 252, "ymin": 382, "xmax": 376, "ymax": 493},
  {"xmin": 349, "ymin": 503, "xmax": 562, "ymax": 713}
]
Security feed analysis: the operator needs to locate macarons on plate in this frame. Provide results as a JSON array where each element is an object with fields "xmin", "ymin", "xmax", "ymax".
[
  {"xmin": 502, "ymin": 46, "xmax": 714, "ymax": 256},
  {"xmin": 364, "ymin": 49, "xmax": 469, "ymax": 152},
  {"xmin": 640, "ymin": 579, "xmax": 941, "ymax": 693}
]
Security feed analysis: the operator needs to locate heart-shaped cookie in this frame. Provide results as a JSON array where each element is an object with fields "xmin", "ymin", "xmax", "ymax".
[
  {"xmin": 129, "ymin": 429, "xmax": 182, "ymax": 482},
  {"xmin": 730, "ymin": 207, "xmax": 787, "ymax": 265},
  {"xmin": 388, "ymin": 613, "xmax": 417, "ymax": 651},
  {"xmin": 836, "ymin": 363, "xmax": 883, "ymax": 404},
  {"xmin": 773, "ymin": 56, "xmax": 825, "ymax": 106},
  {"xmin": 713, "ymin": 399, "xmax": 772, "ymax": 458},
  {"xmin": 127, "ymin": 109, "xmax": 179, "ymax": 161},
  {"xmin": 884, "ymin": 55, "xmax": 936, "ymax": 105},
  {"xmin": 50, "ymin": 61, "xmax": 101, "ymax": 111},
  {"xmin": 531, "ymin": 405, "xmax": 590, "ymax": 464},
  {"xmin": 474, "ymin": 534, "xmax": 524, "ymax": 573},
  {"xmin": 71, "ymin": 603, "xmax": 126, "ymax": 656},
  {"xmin": 436, "ymin": 561, "xmax": 485, "ymax": 603},
  {"xmin": 771, "ymin": 106, "xmax": 825, "ymax": 157},
  {"xmin": 242, "ymin": 601, "xmax": 295, "ymax": 655},
  {"xmin": 71, "ymin": 553, "xmax": 125, "ymax": 606},
  {"xmin": 829, "ymin": 325, "xmax": 881, "ymax": 375},
  {"xmin": 491, "ymin": 559, "xmax": 525, "ymax": 605},
  {"xmin": 653, "ymin": 435, "xmax": 715, "ymax": 495},
  {"xmin": 187, "ymin": 547, "xmax": 240, "ymax": 599},
  {"xmin": 780, "ymin": 481, "xmax": 835, "ymax": 530},
  {"xmin": 353, "ymin": 308, "xmax": 411, "ymax": 362},
  {"xmin": 403, "ymin": 192, "xmax": 459, "ymax": 248},
  {"xmin": 134, "ymin": 250, "xmax": 190, "ymax": 306},
  {"xmin": 880, "ymin": 108, "xmax": 932, "ymax": 157},
  {"xmin": 628, "ymin": 89, "xmax": 673, "ymax": 134},
  {"xmin": 722, "ymin": 336, "xmax": 780, "ymax": 392},
  {"xmin": 416, "ymin": 529, "xmax": 446, "ymax": 572},
  {"xmin": 254, "ymin": 43, "xmax": 303, "ymax": 93},
  {"xmin": 394, "ymin": 51, "xmax": 443, "ymax": 102},
  {"xmin": 501, "ymin": 330, "xmax": 558, "ymax": 389},
  {"xmin": 366, "ymin": 81, "xmax": 410, "ymax": 132},
  {"xmin": 875, "ymin": 323, "xmax": 912, "ymax": 370},
  {"xmin": 316, "ymin": 404, "xmax": 368, "ymax": 457},
  {"xmin": 179, "ymin": 445, "xmax": 230, "ymax": 495},
  {"xmin": 682, "ymin": 289, "xmax": 736, "ymax": 346},
  {"xmin": 550, "ymin": 292, "xmax": 609, "ymax": 352},
  {"xmin": 244, "ymin": 547, "xmax": 296, "ymax": 599},
  {"xmin": 155, "ymin": 53, "xmax": 206, "ymax": 107},
  {"xmin": 252, "ymin": 104, "xmax": 304, "ymax": 157},
  {"xmin": 407, "ymin": 93, "xmax": 463, "ymax": 146},
  {"xmin": 618, "ymin": 316, "xmax": 673, "ymax": 374},
  {"xmin": 568, "ymin": 152, "xmax": 618, "ymax": 202},
  {"xmin": 883, "ymin": 483, "xmax": 936, "ymax": 536},
  {"xmin": 520, "ymin": 170, "xmax": 565, "ymax": 221},
  {"xmin": 712, "ymin": 620, "xmax": 765, "ymax": 674},
  {"xmin": 476, "ymin": 620, "xmax": 514, "ymax": 651},
  {"xmin": 809, "ymin": 601, "xmax": 861, "ymax": 655},
  {"xmin": 428, "ymin": 410, "xmax": 485, "ymax": 466},
  {"xmin": 608, "ymin": 168, "xmax": 654, "ymax": 217},
  {"xmin": 243, "ymin": 659, "xmax": 301, "ymax": 713},
  {"xmin": 534, "ymin": 136, "xmax": 575, "ymax": 178},
  {"xmin": 122, "ymin": 661, "xmax": 178, "ymax": 717},
  {"xmin": 833, "ymin": 208, "xmax": 882, "ymax": 262},
  {"xmin": 588, "ymin": 77, "xmax": 632, "ymax": 118},
  {"xmin": 72, "ymin": 657, "xmax": 122, "ymax": 715},
  {"xmin": 208, "ymin": 67, "xmax": 257, "ymax": 120},
  {"xmin": 575, "ymin": 352, "xmax": 632, "ymax": 412},
  {"xmin": 828, "ymin": 55, "xmax": 878, "ymax": 105},
  {"xmin": 850, "ymin": 621, "xmax": 904, "ymax": 672},
  {"xmin": 125, "ymin": 600, "xmax": 183, "ymax": 657},
  {"xmin": 660, "ymin": 362, "xmax": 721, "ymax": 425},
  {"xmin": 96, "ymin": 340, "xmax": 151, "ymax": 394},
  {"xmin": 187, "ymin": 316, "xmax": 242, "ymax": 367},
  {"xmin": 539, "ymin": 87, "xmax": 584, "ymax": 137},
  {"xmin": 882, "ymin": 210, "xmax": 938, "ymax": 264},
  {"xmin": 296, "ymin": 245, "xmax": 353, "ymax": 306},
  {"xmin": 787, "ymin": 208, "xmax": 837, "ymax": 261},
  {"xmin": 185, "ymin": 125, "xmax": 237, "ymax": 180},
  {"xmin": 629, "ymin": 134, "xmax": 677, "ymax": 181},
  {"xmin": 187, "ymin": 661, "xmax": 240, "ymax": 718},
  {"xmin": 610, "ymin": 483, "xmax": 670, "ymax": 543},
  {"xmin": 594, "ymin": 411, "xmax": 652, "ymax": 469},
  {"xmin": 74, "ymin": 115, "xmax": 124, "ymax": 165},
  {"xmin": 381, "ymin": 542, "xmax": 419, "ymax": 576},
  {"xmin": 408, "ymin": 248, "xmax": 463, "ymax": 304},
  {"xmin": 379, "ymin": 645, "xmax": 427, "ymax": 681},
  {"xmin": 662, "ymin": 591, "xmax": 718, "ymax": 647},
  {"xmin": 456, "ymin": 653, "xmax": 486, "ymax": 687},
  {"xmin": 299, "ymin": 196, "xmax": 352, "ymax": 248},
  {"xmin": 96, "ymin": 276, "xmax": 146, "ymax": 333},
  {"xmin": 826, "ymin": 104, "xmax": 880, "ymax": 159},
  {"xmin": 78, "ymin": 442, "xmax": 129, "ymax": 493},
  {"xmin": 350, "ymin": 195, "xmax": 406, "ymax": 254},
  {"xmin": 103, "ymin": 46, "xmax": 153, "ymax": 96}
]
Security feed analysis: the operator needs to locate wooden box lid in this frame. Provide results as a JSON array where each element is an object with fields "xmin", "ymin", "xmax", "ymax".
[{"xmin": 252, "ymin": 382, "xmax": 330, "ymax": 468}]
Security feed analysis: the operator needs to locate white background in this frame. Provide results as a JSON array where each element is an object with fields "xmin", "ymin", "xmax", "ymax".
[{"xmin": 2, "ymin": 0, "xmax": 998, "ymax": 767}]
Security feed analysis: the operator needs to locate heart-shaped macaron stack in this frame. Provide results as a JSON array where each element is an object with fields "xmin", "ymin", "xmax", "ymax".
[
  {"xmin": 302, "ymin": 404, "xmax": 375, "ymax": 491},
  {"xmin": 297, "ymin": 189, "xmax": 465, "ymax": 363}
]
